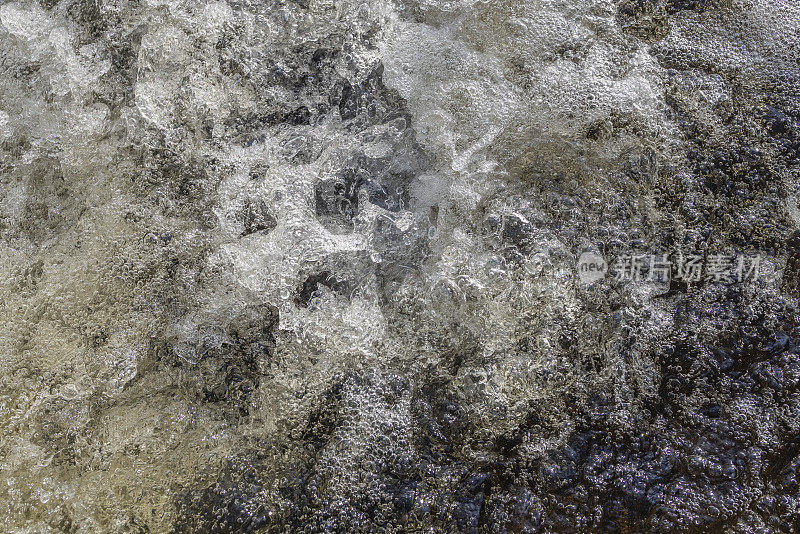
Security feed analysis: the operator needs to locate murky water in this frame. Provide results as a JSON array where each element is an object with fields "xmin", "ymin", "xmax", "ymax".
[{"xmin": 1, "ymin": 0, "xmax": 799, "ymax": 532}]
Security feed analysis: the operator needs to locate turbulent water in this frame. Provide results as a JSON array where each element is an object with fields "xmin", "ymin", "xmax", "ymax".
[{"xmin": 1, "ymin": 0, "xmax": 799, "ymax": 532}]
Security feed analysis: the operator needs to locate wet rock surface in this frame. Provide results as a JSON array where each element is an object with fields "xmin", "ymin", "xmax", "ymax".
[{"xmin": 0, "ymin": 0, "xmax": 799, "ymax": 532}]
